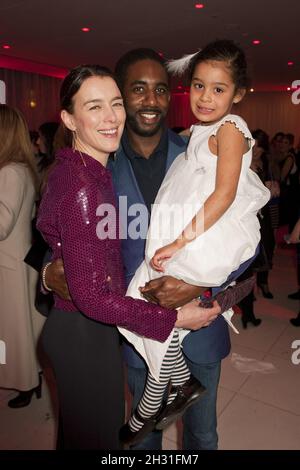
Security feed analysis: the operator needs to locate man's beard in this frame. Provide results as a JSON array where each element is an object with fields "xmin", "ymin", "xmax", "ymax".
[{"xmin": 126, "ymin": 111, "xmax": 165, "ymax": 137}]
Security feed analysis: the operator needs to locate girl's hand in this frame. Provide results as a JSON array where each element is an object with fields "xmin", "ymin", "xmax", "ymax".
[{"xmin": 150, "ymin": 240, "xmax": 184, "ymax": 272}]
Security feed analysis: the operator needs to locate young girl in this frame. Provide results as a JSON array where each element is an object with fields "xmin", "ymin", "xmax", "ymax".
[{"xmin": 119, "ymin": 40, "xmax": 270, "ymax": 444}]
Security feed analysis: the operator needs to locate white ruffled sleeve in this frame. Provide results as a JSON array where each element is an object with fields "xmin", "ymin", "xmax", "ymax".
[{"xmin": 211, "ymin": 114, "xmax": 254, "ymax": 148}]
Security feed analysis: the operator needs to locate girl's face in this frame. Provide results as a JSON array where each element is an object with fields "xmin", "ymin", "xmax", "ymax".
[
  {"xmin": 61, "ymin": 75, "xmax": 126, "ymax": 163},
  {"xmin": 190, "ymin": 60, "xmax": 245, "ymax": 125}
]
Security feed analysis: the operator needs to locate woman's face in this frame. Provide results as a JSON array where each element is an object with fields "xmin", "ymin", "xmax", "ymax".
[{"xmin": 62, "ymin": 76, "xmax": 126, "ymax": 162}]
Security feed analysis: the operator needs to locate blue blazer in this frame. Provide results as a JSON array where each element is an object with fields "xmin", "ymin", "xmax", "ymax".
[{"xmin": 109, "ymin": 129, "xmax": 232, "ymax": 368}]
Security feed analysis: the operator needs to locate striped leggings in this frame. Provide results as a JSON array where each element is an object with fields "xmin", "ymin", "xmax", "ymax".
[{"xmin": 130, "ymin": 329, "xmax": 190, "ymax": 430}]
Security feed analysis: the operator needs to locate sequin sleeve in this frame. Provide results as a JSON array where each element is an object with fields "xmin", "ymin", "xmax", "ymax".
[{"xmin": 58, "ymin": 178, "xmax": 177, "ymax": 342}]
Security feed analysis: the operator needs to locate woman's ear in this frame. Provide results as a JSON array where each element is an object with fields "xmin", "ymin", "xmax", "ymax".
[
  {"xmin": 233, "ymin": 88, "xmax": 246, "ymax": 104},
  {"xmin": 61, "ymin": 110, "xmax": 76, "ymax": 132}
]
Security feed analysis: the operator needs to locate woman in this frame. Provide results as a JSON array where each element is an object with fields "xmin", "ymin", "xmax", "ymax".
[
  {"xmin": 237, "ymin": 131, "xmax": 271, "ymax": 328},
  {"xmin": 36, "ymin": 65, "xmax": 219, "ymax": 450},
  {"xmin": 0, "ymin": 104, "xmax": 45, "ymax": 407},
  {"xmin": 252, "ymin": 129, "xmax": 277, "ymax": 299},
  {"xmin": 36, "ymin": 122, "xmax": 59, "ymax": 171}
]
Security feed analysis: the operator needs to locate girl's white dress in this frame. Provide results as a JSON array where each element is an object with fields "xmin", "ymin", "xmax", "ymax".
[{"xmin": 119, "ymin": 114, "xmax": 270, "ymax": 381}]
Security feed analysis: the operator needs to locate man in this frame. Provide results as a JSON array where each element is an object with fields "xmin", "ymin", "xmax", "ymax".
[
  {"xmin": 111, "ymin": 49, "xmax": 226, "ymax": 450},
  {"xmin": 44, "ymin": 48, "xmax": 252, "ymax": 449}
]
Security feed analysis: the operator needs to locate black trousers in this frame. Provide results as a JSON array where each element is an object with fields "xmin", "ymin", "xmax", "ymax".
[{"xmin": 41, "ymin": 308, "xmax": 124, "ymax": 449}]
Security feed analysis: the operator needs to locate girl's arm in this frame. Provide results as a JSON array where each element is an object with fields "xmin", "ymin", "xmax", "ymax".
[
  {"xmin": 183, "ymin": 122, "xmax": 246, "ymax": 242},
  {"xmin": 151, "ymin": 122, "xmax": 246, "ymax": 271}
]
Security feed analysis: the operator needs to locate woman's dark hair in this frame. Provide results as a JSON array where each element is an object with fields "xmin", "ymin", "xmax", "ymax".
[
  {"xmin": 60, "ymin": 64, "xmax": 115, "ymax": 113},
  {"xmin": 39, "ymin": 122, "xmax": 59, "ymax": 155},
  {"xmin": 114, "ymin": 48, "xmax": 167, "ymax": 92},
  {"xmin": 189, "ymin": 39, "xmax": 249, "ymax": 89}
]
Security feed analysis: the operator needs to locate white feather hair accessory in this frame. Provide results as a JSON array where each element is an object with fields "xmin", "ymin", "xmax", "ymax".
[{"xmin": 166, "ymin": 51, "xmax": 200, "ymax": 76}]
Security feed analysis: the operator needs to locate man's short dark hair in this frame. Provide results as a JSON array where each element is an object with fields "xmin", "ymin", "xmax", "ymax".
[{"xmin": 114, "ymin": 48, "xmax": 167, "ymax": 91}]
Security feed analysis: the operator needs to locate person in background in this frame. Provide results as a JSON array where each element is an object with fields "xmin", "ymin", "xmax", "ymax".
[
  {"xmin": 36, "ymin": 122, "xmax": 59, "ymax": 183},
  {"xmin": 252, "ymin": 129, "xmax": 278, "ymax": 299},
  {"xmin": 268, "ymin": 132, "xmax": 283, "ymax": 233},
  {"xmin": 277, "ymin": 134, "xmax": 297, "ymax": 230},
  {"xmin": 0, "ymin": 104, "xmax": 45, "ymax": 408},
  {"xmin": 287, "ymin": 218, "xmax": 300, "ymax": 326},
  {"xmin": 236, "ymin": 130, "xmax": 276, "ymax": 329},
  {"xmin": 287, "ymin": 218, "xmax": 300, "ymax": 320}
]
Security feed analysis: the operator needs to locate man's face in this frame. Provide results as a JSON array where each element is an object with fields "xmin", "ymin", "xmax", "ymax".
[{"xmin": 122, "ymin": 59, "xmax": 170, "ymax": 137}]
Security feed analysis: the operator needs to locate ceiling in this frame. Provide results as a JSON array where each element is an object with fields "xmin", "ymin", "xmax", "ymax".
[{"xmin": 0, "ymin": 0, "xmax": 299, "ymax": 91}]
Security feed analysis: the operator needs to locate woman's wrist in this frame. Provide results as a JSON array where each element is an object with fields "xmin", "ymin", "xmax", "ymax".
[{"xmin": 41, "ymin": 262, "xmax": 53, "ymax": 292}]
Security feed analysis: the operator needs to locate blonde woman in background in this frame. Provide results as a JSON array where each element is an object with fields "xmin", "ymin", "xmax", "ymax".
[{"xmin": 0, "ymin": 104, "xmax": 45, "ymax": 408}]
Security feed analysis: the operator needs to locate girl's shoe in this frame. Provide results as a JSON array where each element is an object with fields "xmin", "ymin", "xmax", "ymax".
[
  {"xmin": 119, "ymin": 411, "xmax": 158, "ymax": 446},
  {"xmin": 155, "ymin": 375, "xmax": 206, "ymax": 430}
]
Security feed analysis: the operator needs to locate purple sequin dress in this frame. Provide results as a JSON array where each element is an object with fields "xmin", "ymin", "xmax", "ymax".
[{"xmin": 37, "ymin": 148, "xmax": 176, "ymax": 341}]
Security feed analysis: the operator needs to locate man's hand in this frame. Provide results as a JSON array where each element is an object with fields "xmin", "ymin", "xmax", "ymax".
[
  {"xmin": 139, "ymin": 275, "xmax": 205, "ymax": 309},
  {"xmin": 44, "ymin": 258, "xmax": 70, "ymax": 300},
  {"xmin": 175, "ymin": 300, "xmax": 221, "ymax": 330}
]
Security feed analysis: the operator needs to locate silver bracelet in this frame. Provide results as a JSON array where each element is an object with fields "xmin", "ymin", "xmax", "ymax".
[{"xmin": 42, "ymin": 262, "xmax": 53, "ymax": 292}]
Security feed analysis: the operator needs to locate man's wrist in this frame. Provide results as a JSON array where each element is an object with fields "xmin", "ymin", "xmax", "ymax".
[{"xmin": 41, "ymin": 262, "xmax": 53, "ymax": 292}]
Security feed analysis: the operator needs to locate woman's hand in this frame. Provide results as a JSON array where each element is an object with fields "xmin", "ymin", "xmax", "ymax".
[
  {"xmin": 175, "ymin": 300, "xmax": 221, "ymax": 330},
  {"xmin": 44, "ymin": 258, "xmax": 70, "ymax": 300},
  {"xmin": 150, "ymin": 240, "xmax": 184, "ymax": 272}
]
